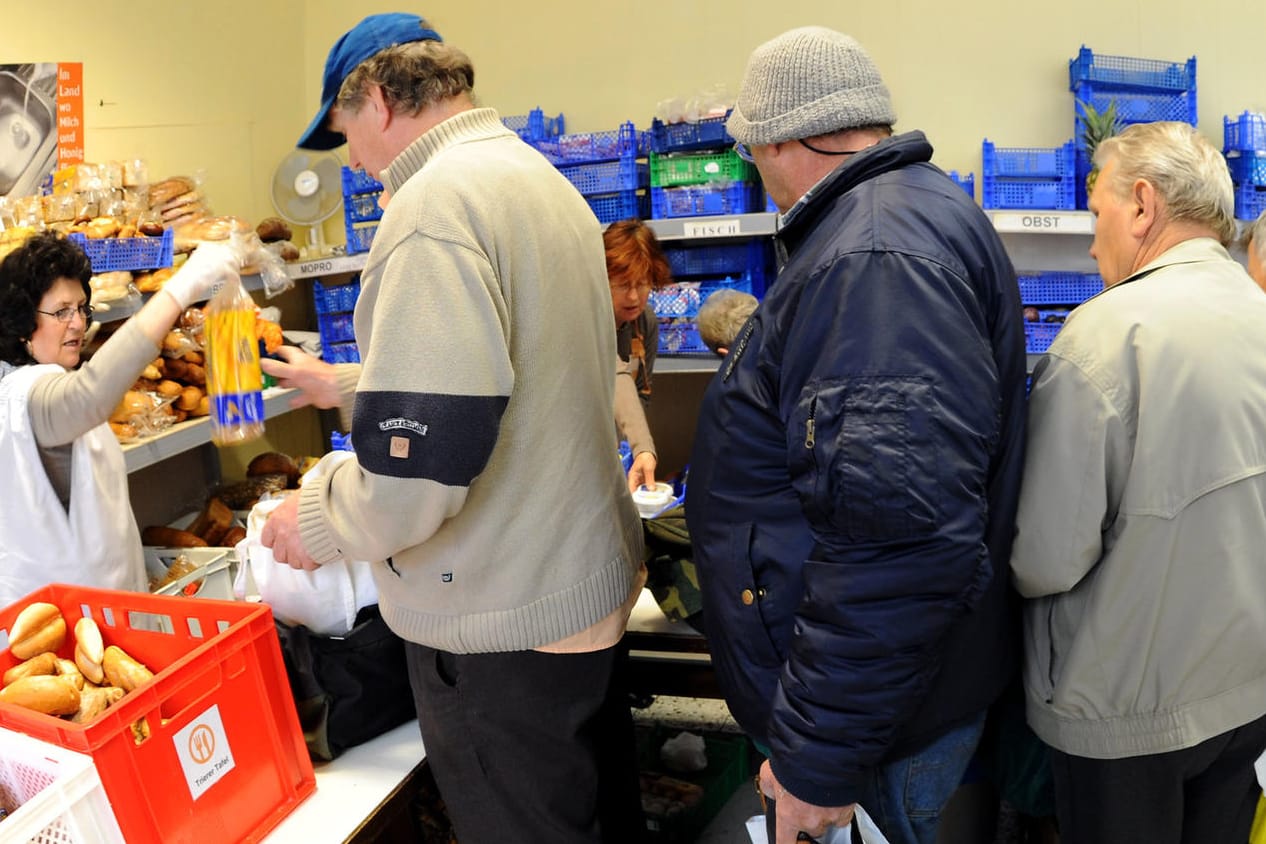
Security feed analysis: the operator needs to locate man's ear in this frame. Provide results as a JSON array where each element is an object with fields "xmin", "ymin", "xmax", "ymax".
[
  {"xmin": 365, "ymin": 85, "xmax": 392, "ymax": 131},
  {"xmin": 1130, "ymin": 178, "xmax": 1158, "ymax": 239}
]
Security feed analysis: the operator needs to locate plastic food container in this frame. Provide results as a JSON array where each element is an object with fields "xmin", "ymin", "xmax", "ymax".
[{"xmin": 632, "ymin": 482, "xmax": 675, "ymax": 519}]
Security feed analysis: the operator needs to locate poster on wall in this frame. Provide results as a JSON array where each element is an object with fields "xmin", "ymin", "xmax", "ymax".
[{"xmin": 0, "ymin": 61, "xmax": 82, "ymax": 199}]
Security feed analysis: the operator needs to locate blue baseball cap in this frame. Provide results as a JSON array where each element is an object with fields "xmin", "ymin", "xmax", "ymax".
[{"xmin": 298, "ymin": 13, "xmax": 442, "ymax": 150}]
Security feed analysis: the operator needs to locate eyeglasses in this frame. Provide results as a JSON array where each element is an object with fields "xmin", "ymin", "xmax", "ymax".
[
  {"xmin": 37, "ymin": 304, "xmax": 94, "ymax": 325},
  {"xmin": 610, "ymin": 281, "xmax": 652, "ymax": 296},
  {"xmin": 734, "ymin": 139, "xmax": 864, "ymax": 164},
  {"xmin": 733, "ymin": 141, "xmax": 755, "ymax": 164}
]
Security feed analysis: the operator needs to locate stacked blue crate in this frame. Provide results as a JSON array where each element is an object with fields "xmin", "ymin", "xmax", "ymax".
[
  {"xmin": 1018, "ymin": 271, "xmax": 1105, "ymax": 353},
  {"xmin": 534, "ymin": 121, "xmax": 649, "ymax": 224},
  {"xmin": 1069, "ymin": 46, "xmax": 1198, "ymax": 209},
  {"xmin": 313, "ymin": 277, "xmax": 361, "ymax": 363},
  {"xmin": 502, "ymin": 108, "xmax": 565, "ymax": 144},
  {"xmin": 648, "ymin": 110, "xmax": 763, "ymax": 219},
  {"xmin": 341, "ymin": 167, "xmax": 383, "ymax": 255},
  {"xmin": 947, "ymin": 171, "xmax": 975, "ymax": 199},
  {"xmin": 649, "ymin": 241, "xmax": 771, "ymax": 355},
  {"xmin": 1224, "ymin": 111, "xmax": 1266, "ymax": 221},
  {"xmin": 981, "ymin": 140, "xmax": 1077, "ymax": 210}
]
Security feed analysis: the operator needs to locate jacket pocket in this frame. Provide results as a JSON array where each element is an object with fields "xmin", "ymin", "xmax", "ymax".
[
  {"xmin": 788, "ymin": 376, "xmax": 941, "ymax": 542},
  {"xmin": 719, "ymin": 522, "xmax": 789, "ymax": 668}
]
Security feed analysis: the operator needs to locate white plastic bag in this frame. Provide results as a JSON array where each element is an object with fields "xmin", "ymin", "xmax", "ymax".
[
  {"xmin": 233, "ymin": 452, "xmax": 378, "ymax": 636},
  {"xmin": 745, "ymin": 803, "xmax": 890, "ymax": 844}
]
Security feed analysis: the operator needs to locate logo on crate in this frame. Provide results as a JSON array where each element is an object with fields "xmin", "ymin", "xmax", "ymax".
[{"xmin": 175, "ymin": 704, "xmax": 237, "ymax": 799}]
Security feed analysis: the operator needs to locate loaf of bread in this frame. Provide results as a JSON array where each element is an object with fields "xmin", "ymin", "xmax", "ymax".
[
  {"xmin": 73, "ymin": 617, "xmax": 105, "ymax": 685},
  {"xmin": 221, "ymin": 526, "xmax": 247, "ymax": 547},
  {"xmin": 102, "ymin": 645, "xmax": 154, "ymax": 692},
  {"xmin": 149, "ymin": 176, "xmax": 196, "ymax": 208},
  {"xmin": 141, "ymin": 526, "xmax": 208, "ymax": 548},
  {"xmin": 187, "ymin": 496, "xmax": 233, "ymax": 545},
  {"xmin": 0, "ymin": 674, "xmax": 81, "ymax": 716},
  {"xmin": 3, "ymin": 651, "xmax": 59, "ymax": 686},
  {"xmin": 8, "ymin": 602, "xmax": 67, "ymax": 660},
  {"xmin": 247, "ymin": 452, "xmax": 300, "ymax": 486},
  {"xmin": 255, "ymin": 216, "xmax": 292, "ymax": 243}
]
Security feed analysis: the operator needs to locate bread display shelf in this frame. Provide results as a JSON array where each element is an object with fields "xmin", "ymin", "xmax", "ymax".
[
  {"xmin": 94, "ymin": 271, "xmax": 267, "ymax": 325},
  {"xmin": 121, "ymin": 386, "xmax": 297, "ymax": 473}
]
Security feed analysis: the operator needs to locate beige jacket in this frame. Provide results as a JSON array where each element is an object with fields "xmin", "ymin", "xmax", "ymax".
[{"xmin": 1013, "ymin": 237, "xmax": 1266, "ymax": 758}]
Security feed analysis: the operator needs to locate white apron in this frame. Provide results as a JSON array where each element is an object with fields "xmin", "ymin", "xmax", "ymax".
[{"xmin": 0, "ymin": 364, "xmax": 145, "ymax": 607}]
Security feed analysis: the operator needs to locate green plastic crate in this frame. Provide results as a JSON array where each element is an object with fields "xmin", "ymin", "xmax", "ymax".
[
  {"xmin": 637, "ymin": 726, "xmax": 752, "ymax": 842},
  {"xmin": 649, "ymin": 150, "xmax": 758, "ymax": 188}
]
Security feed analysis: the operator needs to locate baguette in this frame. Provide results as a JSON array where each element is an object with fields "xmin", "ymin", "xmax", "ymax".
[
  {"xmin": 141, "ymin": 526, "xmax": 207, "ymax": 548},
  {"xmin": 102, "ymin": 645, "xmax": 154, "ymax": 692},
  {"xmin": 2, "ymin": 651, "xmax": 59, "ymax": 686},
  {"xmin": 74, "ymin": 618, "xmax": 105, "ymax": 685},
  {"xmin": 0, "ymin": 674, "xmax": 81, "ymax": 716},
  {"xmin": 8, "ymin": 602, "xmax": 67, "ymax": 659}
]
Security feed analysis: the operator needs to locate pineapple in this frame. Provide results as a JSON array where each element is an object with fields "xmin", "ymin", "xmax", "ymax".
[{"xmin": 1078, "ymin": 98, "xmax": 1123, "ymax": 200}]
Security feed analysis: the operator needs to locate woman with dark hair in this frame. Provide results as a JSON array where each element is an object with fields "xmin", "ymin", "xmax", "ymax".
[
  {"xmin": 603, "ymin": 218, "xmax": 672, "ymax": 492},
  {"xmin": 0, "ymin": 231, "xmax": 238, "ymax": 605}
]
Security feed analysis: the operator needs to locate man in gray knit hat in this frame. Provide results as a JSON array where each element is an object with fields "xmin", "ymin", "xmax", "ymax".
[{"xmin": 686, "ymin": 26, "xmax": 1027, "ymax": 844}]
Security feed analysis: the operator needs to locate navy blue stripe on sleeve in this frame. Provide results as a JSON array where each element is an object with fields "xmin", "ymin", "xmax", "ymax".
[{"xmin": 353, "ymin": 390, "xmax": 509, "ymax": 485}]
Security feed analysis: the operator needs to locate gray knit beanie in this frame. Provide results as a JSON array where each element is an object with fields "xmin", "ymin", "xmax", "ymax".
[{"xmin": 727, "ymin": 26, "xmax": 896, "ymax": 146}]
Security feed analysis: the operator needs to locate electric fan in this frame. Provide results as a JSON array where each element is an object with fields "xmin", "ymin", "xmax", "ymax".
[{"xmin": 269, "ymin": 149, "xmax": 344, "ymax": 258}]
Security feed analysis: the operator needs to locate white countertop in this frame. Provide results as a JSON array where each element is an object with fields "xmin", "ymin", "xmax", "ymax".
[{"xmin": 263, "ymin": 720, "xmax": 425, "ymax": 843}]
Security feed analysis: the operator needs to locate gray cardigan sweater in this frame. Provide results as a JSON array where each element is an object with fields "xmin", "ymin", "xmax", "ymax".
[{"xmin": 296, "ymin": 108, "xmax": 643, "ymax": 653}]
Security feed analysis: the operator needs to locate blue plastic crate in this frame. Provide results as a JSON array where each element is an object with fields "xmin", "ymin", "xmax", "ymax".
[
  {"xmin": 502, "ymin": 108, "xmax": 565, "ymax": 144},
  {"xmin": 1068, "ymin": 46, "xmax": 1197, "ymax": 93},
  {"xmin": 981, "ymin": 175, "xmax": 1076, "ymax": 210},
  {"xmin": 648, "ymin": 273, "xmax": 756, "ymax": 319},
  {"xmin": 343, "ymin": 190, "xmax": 383, "ymax": 224},
  {"xmin": 1075, "ymin": 147, "xmax": 1093, "ymax": 210},
  {"xmin": 341, "ymin": 166, "xmax": 383, "ymax": 196},
  {"xmin": 1017, "ymin": 272, "xmax": 1103, "ymax": 305},
  {"xmin": 947, "ymin": 171, "xmax": 975, "ymax": 199},
  {"xmin": 1235, "ymin": 182, "xmax": 1266, "ymax": 221},
  {"xmin": 1074, "ymin": 82, "xmax": 1197, "ymax": 127},
  {"xmin": 1226, "ymin": 152, "xmax": 1266, "ymax": 185},
  {"xmin": 312, "ymin": 278, "xmax": 360, "ymax": 314},
  {"xmin": 657, "ymin": 319, "xmax": 709, "ymax": 355},
  {"xmin": 345, "ymin": 222, "xmax": 377, "ymax": 255},
  {"xmin": 1225, "ymin": 112, "xmax": 1266, "ymax": 154},
  {"xmin": 323, "ymin": 341, "xmax": 361, "ymax": 364},
  {"xmin": 317, "ymin": 312, "xmax": 356, "ymax": 345},
  {"xmin": 1024, "ymin": 322, "xmax": 1063, "ymax": 354},
  {"xmin": 535, "ymin": 122, "xmax": 638, "ymax": 165},
  {"xmin": 69, "ymin": 228, "xmax": 174, "ymax": 273},
  {"xmin": 650, "ymin": 183, "xmax": 761, "ymax": 219},
  {"xmin": 982, "ymin": 141, "xmax": 1076, "ymax": 178},
  {"xmin": 558, "ymin": 154, "xmax": 647, "ymax": 196},
  {"xmin": 649, "ymin": 113, "xmax": 733, "ymax": 154},
  {"xmin": 663, "ymin": 240, "xmax": 768, "ymax": 280},
  {"xmin": 586, "ymin": 190, "xmax": 648, "ymax": 225}
]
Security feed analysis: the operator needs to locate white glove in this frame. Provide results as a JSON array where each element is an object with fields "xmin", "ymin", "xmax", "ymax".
[{"xmin": 163, "ymin": 241, "xmax": 242, "ymax": 308}]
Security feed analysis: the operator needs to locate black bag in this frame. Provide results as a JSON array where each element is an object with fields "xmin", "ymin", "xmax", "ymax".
[{"xmin": 275, "ymin": 604, "xmax": 416, "ymax": 762}]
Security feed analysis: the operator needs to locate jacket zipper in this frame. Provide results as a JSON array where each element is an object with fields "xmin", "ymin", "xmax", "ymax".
[{"xmin": 805, "ymin": 395, "xmax": 817, "ymax": 448}]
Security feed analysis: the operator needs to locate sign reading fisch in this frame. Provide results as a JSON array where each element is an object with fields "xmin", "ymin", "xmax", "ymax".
[{"xmin": 176, "ymin": 704, "xmax": 236, "ymax": 799}]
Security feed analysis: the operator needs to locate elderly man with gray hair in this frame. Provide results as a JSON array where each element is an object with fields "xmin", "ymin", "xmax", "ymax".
[
  {"xmin": 1012, "ymin": 121, "xmax": 1266, "ymax": 844},
  {"xmin": 1245, "ymin": 208, "xmax": 1266, "ymax": 290},
  {"xmin": 696, "ymin": 288, "xmax": 758, "ymax": 355},
  {"xmin": 686, "ymin": 26, "xmax": 1026, "ymax": 844}
]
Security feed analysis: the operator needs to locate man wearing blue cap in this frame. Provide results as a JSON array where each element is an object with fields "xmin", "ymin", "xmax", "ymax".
[{"xmin": 260, "ymin": 13, "xmax": 647, "ymax": 843}]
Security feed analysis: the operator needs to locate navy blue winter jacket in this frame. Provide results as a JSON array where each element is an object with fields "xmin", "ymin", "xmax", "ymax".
[{"xmin": 685, "ymin": 131, "xmax": 1027, "ymax": 807}]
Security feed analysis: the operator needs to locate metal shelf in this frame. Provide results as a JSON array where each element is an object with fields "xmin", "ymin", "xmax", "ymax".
[
  {"xmin": 94, "ymin": 272, "xmax": 268, "ymax": 325},
  {"xmin": 657, "ymin": 355, "xmax": 721, "ymax": 374},
  {"xmin": 122, "ymin": 387, "xmax": 299, "ymax": 473},
  {"xmin": 285, "ymin": 253, "xmax": 367, "ymax": 280},
  {"xmin": 644, "ymin": 212, "xmax": 778, "ymax": 241}
]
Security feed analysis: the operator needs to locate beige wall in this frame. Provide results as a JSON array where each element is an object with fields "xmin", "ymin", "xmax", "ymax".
[{"xmin": 8, "ymin": 2, "xmax": 1266, "ymax": 227}]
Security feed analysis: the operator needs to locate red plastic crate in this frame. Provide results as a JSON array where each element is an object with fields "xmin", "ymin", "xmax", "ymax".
[{"xmin": 0, "ymin": 585, "xmax": 315, "ymax": 844}]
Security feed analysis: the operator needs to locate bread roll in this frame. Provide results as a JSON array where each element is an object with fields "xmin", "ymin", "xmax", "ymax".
[
  {"xmin": 155, "ymin": 379, "xmax": 183, "ymax": 398},
  {"xmin": 109, "ymin": 421, "xmax": 138, "ymax": 441},
  {"xmin": 220, "ymin": 526, "xmax": 247, "ymax": 547},
  {"xmin": 141, "ymin": 526, "xmax": 207, "ymax": 548},
  {"xmin": 71, "ymin": 684, "xmax": 114, "ymax": 723},
  {"xmin": 149, "ymin": 176, "xmax": 196, "ymax": 208},
  {"xmin": 72, "ymin": 617, "xmax": 105, "ymax": 685},
  {"xmin": 55, "ymin": 658, "xmax": 85, "ymax": 690},
  {"xmin": 9, "ymin": 602, "xmax": 67, "ymax": 660},
  {"xmin": 3, "ymin": 651, "xmax": 60, "ymax": 686},
  {"xmin": 110, "ymin": 391, "xmax": 152, "ymax": 425},
  {"xmin": 188, "ymin": 496, "xmax": 233, "ymax": 544},
  {"xmin": 85, "ymin": 217, "xmax": 119, "ymax": 239},
  {"xmin": 0, "ymin": 674, "xmax": 81, "ymax": 716},
  {"xmin": 247, "ymin": 452, "xmax": 300, "ymax": 486},
  {"xmin": 176, "ymin": 385, "xmax": 203, "ymax": 412},
  {"xmin": 102, "ymin": 645, "xmax": 154, "ymax": 692},
  {"xmin": 255, "ymin": 217, "xmax": 292, "ymax": 243}
]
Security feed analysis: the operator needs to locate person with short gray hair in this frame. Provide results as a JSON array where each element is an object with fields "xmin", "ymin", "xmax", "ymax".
[
  {"xmin": 1012, "ymin": 120, "xmax": 1266, "ymax": 843},
  {"xmin": 1245, "ymin": 208, "xmax": 1266, "ymax": 290},
  {"xmin": 696, "ymin": 288, "xmax": 757, "ymax": 355},
  {"xmin": 685, "ymin": 26, "xmax": 1026, "ymax": 844}
]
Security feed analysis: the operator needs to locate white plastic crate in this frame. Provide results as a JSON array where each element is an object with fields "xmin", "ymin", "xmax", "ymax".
[{"xmin": 0, "ymin": 726, "xmax": 124, "ymax": 843}]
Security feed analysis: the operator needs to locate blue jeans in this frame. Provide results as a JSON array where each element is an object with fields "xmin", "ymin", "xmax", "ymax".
[{"xmin": 856, "ymin": 711, "xmax": 987, "ymax": 844}]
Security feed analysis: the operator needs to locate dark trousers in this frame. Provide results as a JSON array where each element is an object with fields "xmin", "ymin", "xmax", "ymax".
[
  {"xmin": 405, "ymin": 641, "xmax": 645, "ymax": 844},
  {"xmin": 1049, "ymin": 711, "xmax": 1266, "ymax": 844}
]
